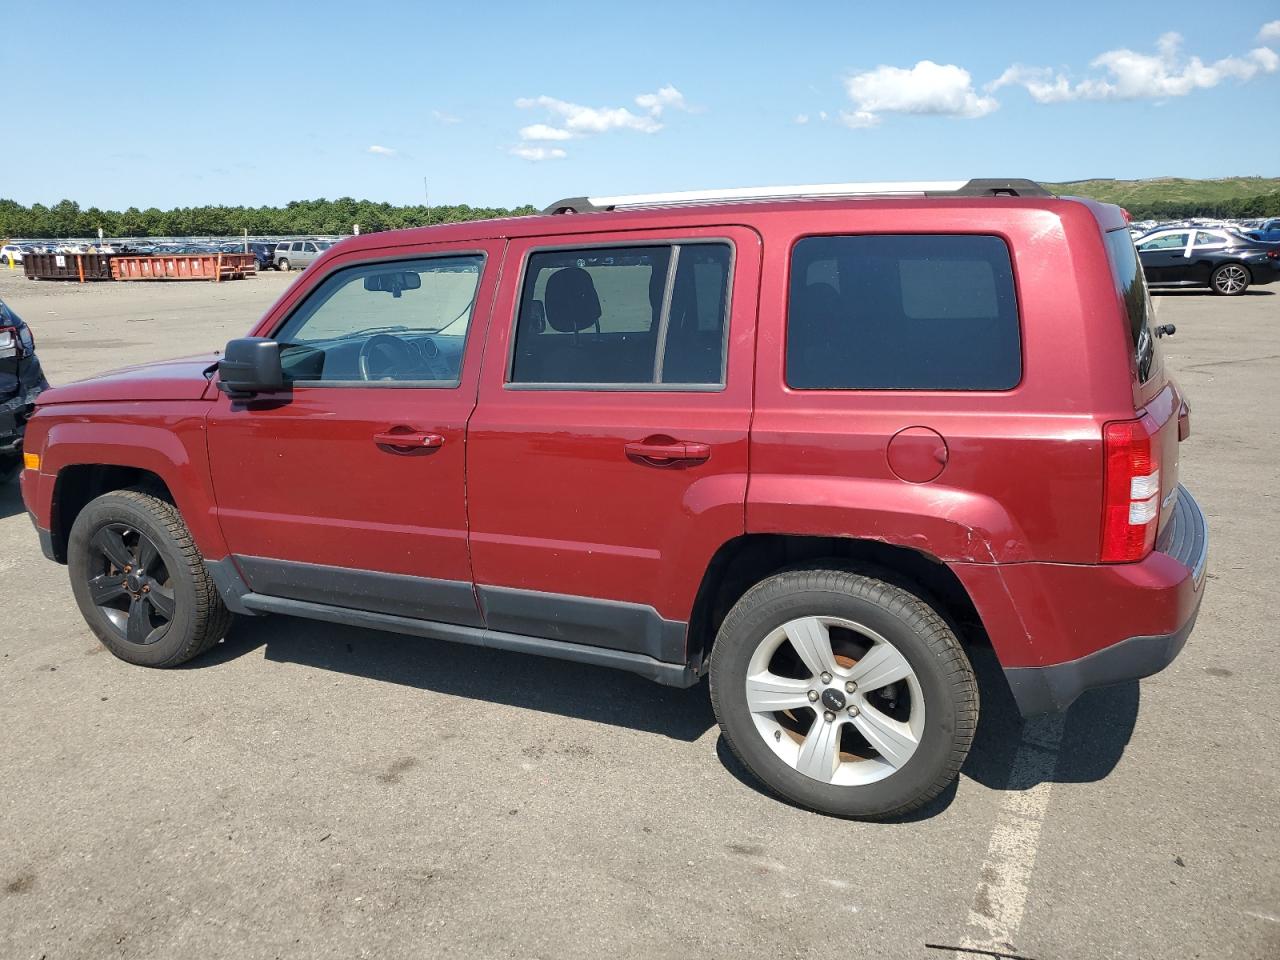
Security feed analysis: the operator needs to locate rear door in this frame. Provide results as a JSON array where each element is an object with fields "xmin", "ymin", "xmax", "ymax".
[{"xmin": 465, "ymin": 225, "xmax": 760, "ymax": 663}]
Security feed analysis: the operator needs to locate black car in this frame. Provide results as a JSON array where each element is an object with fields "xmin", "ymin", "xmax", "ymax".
[
  {"xmin": 1136, "ymin": 227, "xmax": 1280, "ymax": 295},
  {"xmin": 0, "ymin": 297, "xmax": 49, "ymax": 482},
  {"xmin": 217, "ymin": 241, "xmax": 277, "ymax": 270}
]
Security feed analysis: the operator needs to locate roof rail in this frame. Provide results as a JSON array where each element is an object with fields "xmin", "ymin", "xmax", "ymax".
[{"xmin": 543, "ymin": 178, "xmax": 1053, "ymax": 214}]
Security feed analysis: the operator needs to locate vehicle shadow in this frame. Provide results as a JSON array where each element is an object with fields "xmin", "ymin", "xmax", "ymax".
[
  {"xmin": 0, "ymin": 478, "xmax": 26, "ymax": 520},
  {"xmin": 199, "ymin": 619, "xmax": 1136, "ymax": 815},
  {"xmin": 1150, "ymin": 288, "xmax": 1275, "ymax": 296},
  {"xmin": 715, "ymin": 646, "xmax": 1139, "ymax": 821},
  {"xmin": 198, "ymin": 612, "xmax": 718, "ymax": 743}
]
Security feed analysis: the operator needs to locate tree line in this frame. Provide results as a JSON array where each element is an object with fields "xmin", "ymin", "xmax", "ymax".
[
  {"xmin": 1117, "ymin": 193, "xmax": 1280, "ymax": 221},
  {"xmin": 0, "ymin": 197, "xmax": 539, "ymax": 239},
  {"xmin": 3, "ymin": 191, "xmax": 1278, "ymax": 239}
]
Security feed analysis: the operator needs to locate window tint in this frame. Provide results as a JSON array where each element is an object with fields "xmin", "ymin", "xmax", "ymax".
[
  {"xmin": 786, "ymin": 235, "xmax": 1020, "ymax": 391},
  {"xmin": 1139, "ymin": 233, "xmax": 1188, "ymax": 251},
  {"xmin": 1104, "ymin": 228, "xmax": 1156, "ymax": 383},
  {"xmin": 273, "ymin": 255, "xmax": 484, "ymax": 384},
  {"xmin": 511, "ymin": 243, "xmax": 731, "ymax": 386}
]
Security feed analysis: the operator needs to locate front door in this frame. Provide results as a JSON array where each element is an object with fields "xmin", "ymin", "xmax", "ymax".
[
  {"xmin": 206, "ymin": 239, "xmax": 504, "ymax": 625},
  {"xmin": 465, "ymin": 226, "xmax": 760, "ymax": 664},
  {"xmin": 1137, "ymin": 231, "xmax": 1191, "ymax": 283}
]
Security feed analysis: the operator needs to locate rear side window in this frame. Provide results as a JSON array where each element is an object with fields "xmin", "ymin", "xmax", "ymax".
[
  {"xmin": 786, "ymin": 234, "xmax": 1021, "ymax": 390},
  {"xmin": 1104, "ymin": 228, "xmax": 1156, "ymax": 383},
  {"xmin": 510, "ymin": 242, "xmax": 732, "ymax": 387}
]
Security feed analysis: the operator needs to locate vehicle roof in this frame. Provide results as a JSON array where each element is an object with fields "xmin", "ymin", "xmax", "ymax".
[{"xmin": 325, "ymin": 195, "xmax": 1128, "ymax": 256}]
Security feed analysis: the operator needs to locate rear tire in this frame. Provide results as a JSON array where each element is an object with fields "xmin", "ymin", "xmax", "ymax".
[
  {"xmin": 68, "ymin": 490, "xmax": 231, "ymax": 667},
  {"xmin": 709, "ymin": 567, "xmax": 978, "ymax": 819},
  {"xmin": 1210, "ymin": 263, "xmax": 1249, "ymax": 296}
]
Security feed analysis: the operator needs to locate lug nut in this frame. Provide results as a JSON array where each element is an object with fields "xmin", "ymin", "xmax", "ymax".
[
  {"xmin": 807, "ymin": 690, "xmax": 819, "ymax": 703},
  {"xmin": 142, "ymin": 584, "xmax": 150, "ymax": 593},
  {"xmin": 820, "ymin": 672, "xmax": 832, "ymax": 684},
  {"xmin": 845, "ymin": 680, "xmax": 857, "ymax": 693},
  {"xmin": 823, "ymin": 711, "xmax": 836, "ymax": 723},
  {"xmin": 847, "ymin": 706, "xmax": 860, "ymax": 719},
  {"xmin": 123, "ymin": 565, "xmax": 132, "ymax": 573}
]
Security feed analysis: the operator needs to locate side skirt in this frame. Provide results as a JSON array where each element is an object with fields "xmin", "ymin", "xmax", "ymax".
[{"xmin": 237, "ymin": 592, "xmax": 701, "ymax": 688}]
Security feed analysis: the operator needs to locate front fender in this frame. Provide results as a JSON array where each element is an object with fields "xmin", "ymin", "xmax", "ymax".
[
  {"xmin": 746, "ymin": 475, "xmax": 1029, "ymax": 563},
  {"xmin": 34, "ymin": 403, "xmax": 228, "ymax": 560}
]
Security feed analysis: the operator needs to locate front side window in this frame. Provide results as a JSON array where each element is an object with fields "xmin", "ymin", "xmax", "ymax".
[
  {"xmin": 273, "ymin": 255, "xmax": 484, "ymax": 385},
  {"xmin": 510, "ymin": 242, "xmax": 732, "ymax": 387},
  {"xmin": 1139, "ymin": 232, "xmax": 1189, "ymax": 251},
  {"xmin": 786, "ymin": 234, "xmax": 1021, "ymax": 391}
]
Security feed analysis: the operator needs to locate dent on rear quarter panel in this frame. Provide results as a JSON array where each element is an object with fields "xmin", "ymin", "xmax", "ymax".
[{"xmin": 39, "ymin": 404, "xmax": 228, "ymax": 560}]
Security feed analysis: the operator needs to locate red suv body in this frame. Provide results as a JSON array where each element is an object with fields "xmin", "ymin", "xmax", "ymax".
[{"xmin": 19, "ymin": 180, "xmax": 1207, "ymax": 818}]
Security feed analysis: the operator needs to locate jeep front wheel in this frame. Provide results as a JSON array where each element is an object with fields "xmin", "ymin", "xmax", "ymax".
[
  {"xmin": 68, "ymin": 490, "xmax": 231, "ymax": 667},
  {"xmin": 709, "ymin": 568, "xmax": 978, "ymax": 819}
]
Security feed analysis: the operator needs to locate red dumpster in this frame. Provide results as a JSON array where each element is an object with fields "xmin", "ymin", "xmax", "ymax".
[{"xmin": 110, "ymin": 253, "xmax": 257, "ymax": 282}]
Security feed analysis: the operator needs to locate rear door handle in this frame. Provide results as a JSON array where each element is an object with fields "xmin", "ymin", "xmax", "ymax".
[
  {"xmin": 624, "ymin": 439, "xmax": 711, "ymax": 465},
  {"xmin": 373, "ymin": 430, "xmax": 445, "ymax": 450}
]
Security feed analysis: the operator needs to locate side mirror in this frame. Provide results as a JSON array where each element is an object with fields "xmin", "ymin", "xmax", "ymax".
[
  {"xmin": 363, "ymin": 271, "xmax": 422, "ymax": 298},
  {"xmin": 217, "ymin": 337, "xmax": 284, "ymax": 398}
]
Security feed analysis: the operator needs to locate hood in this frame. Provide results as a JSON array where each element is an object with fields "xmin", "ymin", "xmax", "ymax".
[{"xmin": 37, "ymin": 354, "xmax": 218, "ymax": 406}]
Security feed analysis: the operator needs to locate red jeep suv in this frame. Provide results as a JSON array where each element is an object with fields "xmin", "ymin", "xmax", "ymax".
[{"xmin": 20, "ymin": 179, "xmax": 1207, "ymax": 819}]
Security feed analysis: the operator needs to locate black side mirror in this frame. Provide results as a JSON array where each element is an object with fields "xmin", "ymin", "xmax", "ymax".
[{"xmin": 217, "ymin": 337, "xmax": 284, "ymax": 398}]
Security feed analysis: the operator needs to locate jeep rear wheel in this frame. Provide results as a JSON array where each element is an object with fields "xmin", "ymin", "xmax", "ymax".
[
  {"xmin": 68, "ymin": 490, "xmax": 231, "ymax": 667},
  {"xmin": 709, "ymin": 567, "xmax": 978, "ymax": 819}
]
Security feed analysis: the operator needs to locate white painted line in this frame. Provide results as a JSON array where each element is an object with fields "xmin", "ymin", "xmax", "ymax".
[{"xmin": 954, "ymin": 714, "xmax": 1066, "ymax": 959}]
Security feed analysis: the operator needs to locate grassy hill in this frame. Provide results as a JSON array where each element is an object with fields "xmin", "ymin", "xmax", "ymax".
[{"xmin": 1043, "ymin": 177, "xmax": 1280, "ymax": 217}]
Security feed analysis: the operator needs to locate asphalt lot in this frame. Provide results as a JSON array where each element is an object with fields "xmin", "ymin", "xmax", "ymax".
[{"xmin": 0, "ymin": 267, "xmax": 1277, "ymax": 960}]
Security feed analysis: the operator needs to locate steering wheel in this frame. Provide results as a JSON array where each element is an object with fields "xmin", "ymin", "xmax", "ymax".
[{"xmin": 358, "ymin": 333, "xmax": 418, "ymax": 381}]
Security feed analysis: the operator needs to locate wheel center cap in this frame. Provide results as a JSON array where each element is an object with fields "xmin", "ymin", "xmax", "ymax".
[
  {"xmin": 126, "ymin": 573, "xmax": 143, "ymax": 593},
  {"xmin": 820, "ymin": 688, "xmax": 846, "ymax": 712}
]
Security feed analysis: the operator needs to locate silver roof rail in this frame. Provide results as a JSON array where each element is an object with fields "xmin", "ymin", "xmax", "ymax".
[{"xmin": 543, "ymin": 178, "xmax": 1052, "ymax": 214}]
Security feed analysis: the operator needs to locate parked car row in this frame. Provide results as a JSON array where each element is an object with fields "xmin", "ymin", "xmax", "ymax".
[
  {"xmin": 0, "ymin": 295, "xmax": 48, "ymax": 481},
  {"xmin": 1135, "ymin": 226, "xmax": 1280, "ymax": 295}
]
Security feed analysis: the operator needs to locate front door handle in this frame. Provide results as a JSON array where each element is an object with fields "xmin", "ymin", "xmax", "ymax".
[
  {"xmin": 624, "ymin": 439, "xmax": 711, "ymax": 465},
  {"xmin": 373, "ymin": 429, "xmax": 445, "ymax": 450}
]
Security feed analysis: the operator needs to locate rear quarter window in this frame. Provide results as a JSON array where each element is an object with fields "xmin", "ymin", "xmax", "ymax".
[
  {"xmin": 1104, "ymin": 228, "xmax": 1156, "ymax": 383},
  {"xmin": 786, "ymin": 234, "xmax": 1021, "ymax": 390}
]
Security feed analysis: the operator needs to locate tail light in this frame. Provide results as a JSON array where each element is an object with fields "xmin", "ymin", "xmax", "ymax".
[
  {"xmin": 1267, "ymin": 250, "xmax": 1279, "ymax": 260},
  {"xmin": 1100, "ymin": 418, "xmax": 1161, "ymax": 562},
  {"xmin": 0, "ymin": 326, "xmax": 21, "ymax": 360}
]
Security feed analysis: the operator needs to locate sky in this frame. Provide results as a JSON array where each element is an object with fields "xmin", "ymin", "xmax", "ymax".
[{"xmin": 4, "ymin": 0, "xmax": 1280, "ymax": 211}]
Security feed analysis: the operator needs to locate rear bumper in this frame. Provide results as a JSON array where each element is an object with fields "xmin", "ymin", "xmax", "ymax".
[{"xmin": 954, "ymin": 485, "xmax": 1208, "ymax": 716}]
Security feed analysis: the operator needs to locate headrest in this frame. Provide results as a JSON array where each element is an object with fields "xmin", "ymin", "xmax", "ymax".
[{"xmin": 544, "ymin": 266, "xmax": 602, "ymax": 333}]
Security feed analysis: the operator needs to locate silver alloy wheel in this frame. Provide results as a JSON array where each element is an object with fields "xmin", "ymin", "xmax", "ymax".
[
  {"xmin": 1214, "ymin": 264, "xmax": 1247, "ymax": 294},
  {"xmin": 745, "ymin": 616, "xmax": 925, "ymax": 786}
]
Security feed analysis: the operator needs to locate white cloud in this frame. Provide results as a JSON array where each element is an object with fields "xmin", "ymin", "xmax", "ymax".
[
  {"xmin": 515, "ymin": 95, "xmax": 662, "ymax": 134},
  {"xmin": 367, "ymin": 145, "xmax": 397, "ymax": 156},
  {"xmin": 635, "ymin": 85, "xmax": 688, "ymax": 115},
  {"xmin": 519, "ymin": 123, "xmax": 575, "ymax": 141},
  {"xmin": 794, "ymin": 113, "xmax": 810, "ymax": 124},
  {"xmin": 993, "ymin": 31, "xmax": 1280, "ymax": 103},
  {"xmin": 841, "ymin": 60, "xmax": 997, "ymax": 128},
  {"xmin": 510, "ymin": 145, "xmax": 567, "ymax": 162},
  {"xmin": 1260, "ymin": 20, "xmax": 1280, "ymax": 42},
  {"xmin": 432, "ymin": 110, "xmax": 461, "ymax": 124},
  {"xmin": 512, "ymin": 86, "xmax": 691, "ymax": 159}
]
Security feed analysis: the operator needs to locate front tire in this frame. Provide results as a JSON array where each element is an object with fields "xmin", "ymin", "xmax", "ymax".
[
  {"xmin": 68, "ymin": 490, "xmax": 231, "ymax": 667},
  {"xmin": 0, "ymin": 451, "xmax": 20, "ymax": 484},
  {"xmin": 277, "ymin": 258, "xmax": 291, "ymax": 272},
  {"xmin": 709, "ymin": 567, "xmax": 978, "ymax": 819},
  {"xmin": 1211, "ymin": 263, "xmax": 1249, "ymax": 296}
]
